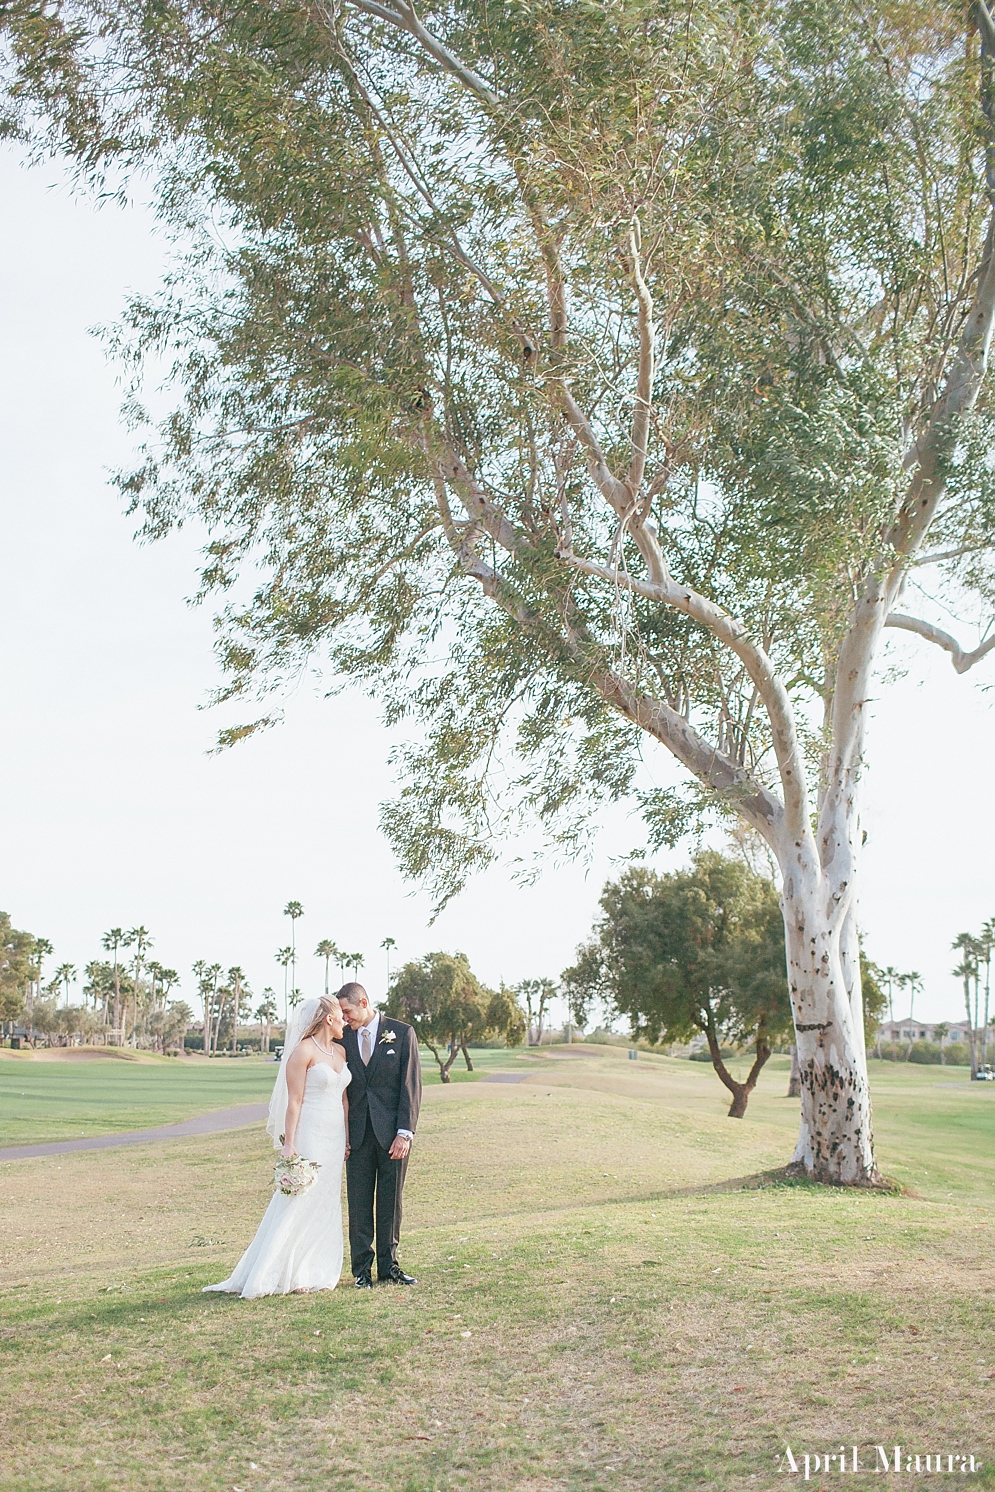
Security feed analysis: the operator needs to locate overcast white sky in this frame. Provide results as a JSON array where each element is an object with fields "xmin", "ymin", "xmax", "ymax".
[{"xmin": 2, "ymin": 146, "xmax": 993, "ymax": 1028}]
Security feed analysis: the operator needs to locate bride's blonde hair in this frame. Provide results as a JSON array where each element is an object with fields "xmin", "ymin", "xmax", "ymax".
[{"xmin": 300, "ymin": 995, "xmax": 338, "ymax": 1042}]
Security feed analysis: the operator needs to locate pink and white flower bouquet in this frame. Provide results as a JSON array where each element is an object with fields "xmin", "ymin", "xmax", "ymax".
[{"xmin": 274, "ymin": 1153, "xmax": 321, "ymax": 1196}]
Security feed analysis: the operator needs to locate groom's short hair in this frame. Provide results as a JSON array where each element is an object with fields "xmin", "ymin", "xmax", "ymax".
[{"xmin": 337, "ymin": 982, "xmax": 370, "ymax": 1008}]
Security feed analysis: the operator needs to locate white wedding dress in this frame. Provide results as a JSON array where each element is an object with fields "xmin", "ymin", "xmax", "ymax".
[{"xmin": 205, "ymin": 1060, "xmax": 352, "ymax": 1298}]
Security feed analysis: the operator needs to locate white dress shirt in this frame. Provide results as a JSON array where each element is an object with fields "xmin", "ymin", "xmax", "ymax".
[{"xmin": 358, "ymin": 1010, "xmax": 412, "ymax": 1141}]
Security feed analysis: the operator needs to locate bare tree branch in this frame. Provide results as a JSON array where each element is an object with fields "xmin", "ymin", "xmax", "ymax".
[
  {"xmin": 913, "ymin": 542, "xmax": 995, "ymax": 566},
  {"xmin": 885, "ymin": 611, "xmax": 995, "ymax": 673}
]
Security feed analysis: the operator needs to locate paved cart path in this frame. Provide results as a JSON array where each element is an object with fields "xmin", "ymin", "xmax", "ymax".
[{"xmin": 0, "ymin": 1102, "xmax": 270, "ymax": 1162}]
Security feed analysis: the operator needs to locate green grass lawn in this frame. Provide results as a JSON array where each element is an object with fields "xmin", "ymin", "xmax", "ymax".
[
  {"xmin": 0, "ymin": 1045, "xmax": 524, "ymax": 1147},
  {"xmin": 0, "ymin": 1047, "xmax": 992, "ymax": 1490},
  {"xmin": 0, "ymin": 1054, "xmax": 281, "ymax": 1146}
]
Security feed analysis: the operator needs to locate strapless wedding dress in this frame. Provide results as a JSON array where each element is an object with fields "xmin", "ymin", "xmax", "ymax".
[{"xmin": 205, "ymin": 1060, "xmax": 351, "ymax": 1298}]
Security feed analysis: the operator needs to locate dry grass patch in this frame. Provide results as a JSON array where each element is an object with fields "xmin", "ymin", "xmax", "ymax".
[{"xmin": 0, "ymin": 1054, "xmax": 991, "ymax": 1490}]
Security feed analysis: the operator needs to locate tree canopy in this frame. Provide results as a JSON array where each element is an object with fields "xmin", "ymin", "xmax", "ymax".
[
  {"xmin": 8, "ymin": 0, "xmax": 995, "ymax": 1180},
  {"xmin": 386, "ymin": 950, "xmax": 524, "ymax": 1080},
  {"xmin": 563, "ymin": 852, "xmax": 791, "ymax": 1116},
  {"xmin": 0, "ymin": 910, "xmax": 38, "ymax": 1022}
]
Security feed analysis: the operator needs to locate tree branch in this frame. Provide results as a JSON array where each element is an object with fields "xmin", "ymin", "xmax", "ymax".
[
  {"xmin": 892, "ymin": 208, "xmax": 995, "ymax": 558},
  {"xmin": 342, "ymin": 0, "xmax": 501, "ymax": 109},
  {"xmin": 625, "ymin": 219, "xmax": 654, "ymax": 501},
  {"xmin": 556, "ymin": 550, "xmax": 808, "ymax": 841},
  {"xmin": 884, "ymin": 612, "xmax": 995, "ymax": 673},
  {"xmin": 426, "ymin": 452, "xmax": 783, "ymax": 843}
]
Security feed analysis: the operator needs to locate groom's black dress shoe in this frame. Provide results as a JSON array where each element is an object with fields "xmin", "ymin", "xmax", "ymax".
[
  {"xmin": 354, "ymin": 1271, "xmax": 373, "ymax": 1289},
  {"xmin": 380, "ymin": 1264, "xmax": 417, "ymax": 1286}
]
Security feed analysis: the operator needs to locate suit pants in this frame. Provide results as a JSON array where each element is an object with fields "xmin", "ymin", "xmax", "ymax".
[{"xmin": 346, "ymin": 1123, "xmax": 408, "ymax": 1278}]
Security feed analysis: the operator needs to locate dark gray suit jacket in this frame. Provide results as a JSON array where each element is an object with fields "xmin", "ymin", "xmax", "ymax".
[{"xmin": 340, "ymin": 1017, "xmax": 421, "ymax": 1150}]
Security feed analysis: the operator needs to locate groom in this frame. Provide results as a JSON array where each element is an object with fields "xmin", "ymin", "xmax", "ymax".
[{"xmin": 336, "ymin": 982, "xmax": 421, "ymax": 1288}]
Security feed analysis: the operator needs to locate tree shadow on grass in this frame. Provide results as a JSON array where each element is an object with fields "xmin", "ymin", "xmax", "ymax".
[{"xmin": 668, "ymin": 1165, "xmax": 908, "ymax": 1198}]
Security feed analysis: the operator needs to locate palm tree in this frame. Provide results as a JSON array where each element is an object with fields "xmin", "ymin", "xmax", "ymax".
[
  {"xmin": 315, "ymin": 940, "xmax": 339, "ymax": 996},
  {"xmin": 158, "ymin": 967, "xmax": 179, "ymax": 1002},
  {"xmin": 934, "ymin": 1022, "xmax": 949, "ymax": 1066},
  {"xmin": 952, "ymin": 932, "xmax": 980, "ymax": 1079},
  {"xmin": 276, "ymin": 946, "xmax": 293, "ymax": 1022},
  {"xmin": 284, "ymin": 901, "xmax": 304, "ymax": 1005},
  {"xmin": 27, "ymin": 936, "xmax": 53, "ymax": 1029},
  {"xmin": 227, "ymin": 966, "xmax": 247, "ymax": 1053},
  {"xmin": 899, "ymin": 971, "xmax": 923, "ymax": 1061},
  {"xmin": 126, "ymin": 927, "xmax": 152, "ymax": 1047},
  {"xmin": 381, "ymin": 936, "xmax": 397, "ymax": 988},
  {"xmin": 102, "ymin": 929, "xmax": 126, "ymax": 1043},
  {"xmin": 255, "ymin": 990, "xmax": 278, "ymax": 1053},
  {"xmin": 980, "ymin": 919, "xmax": 994, "ymax": 1066},
  {"xmin": 880, "ymin": 965, "xmax": 901, "ymax": 1027},
  {"xmin": 348, "ymin": 951, "xmax": 364, "ymax": 982},
  {"xmin": 55, "ymin": 963, "xmax": 76, "ymax": 1009},
  {"xmin": 193, "ymin": 960, "xmax": 222, "ymax": 1052}
]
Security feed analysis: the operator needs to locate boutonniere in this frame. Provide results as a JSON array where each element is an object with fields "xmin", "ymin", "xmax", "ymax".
[{"xmin": 379, "ymin": 1029, "xmax": 397, "ymax": 1045}]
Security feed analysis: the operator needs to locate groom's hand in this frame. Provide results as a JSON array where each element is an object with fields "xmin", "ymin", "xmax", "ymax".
[{"xmin": 388, "ymin": 1134, "xmax": 411, "ymax": 1160}]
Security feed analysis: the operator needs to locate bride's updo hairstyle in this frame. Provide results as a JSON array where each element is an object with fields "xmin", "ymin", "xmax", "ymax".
[{"xmin": 300, "ymin": 995, "xmax": 338, "ymax": 1042}]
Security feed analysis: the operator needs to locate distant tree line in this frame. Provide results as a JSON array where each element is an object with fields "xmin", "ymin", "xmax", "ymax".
[{"xmin": 1, "ymin": 913, "xmax": 195, "ymax": 1051}]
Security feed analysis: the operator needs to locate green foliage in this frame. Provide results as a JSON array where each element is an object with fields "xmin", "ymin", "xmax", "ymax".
[
  {"xmin": 386, "ymin": 950, "xmax": 524, "ymax": 1080},
  {"xmin": 561, "ymin": 851, "xmax": 791, "ymax": 1112},
  {"xmin": 0, "ymin": 910, "xmax": 38, "ymax": 1022},
  {"xmin": 907, "ymin": 1040, "xmax": 944, "ymax": 1066},
  {"xmin": 859, "ymin": 955, "xmax": 888, "ymax": 1046},
  {"xmin": 8, "ymin": 0, "xmax": 995, "ymax": 907}
]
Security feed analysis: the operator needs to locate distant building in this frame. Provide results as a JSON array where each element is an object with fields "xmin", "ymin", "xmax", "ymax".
[{"xmin": 875, "ymin": 1020, "xmax": 981, "ymax": 1046}]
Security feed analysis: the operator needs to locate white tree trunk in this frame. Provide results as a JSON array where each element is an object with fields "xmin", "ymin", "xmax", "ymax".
[{"xmin": 780, "ymin": 861, "xmax": 877, "ymax": 1185}]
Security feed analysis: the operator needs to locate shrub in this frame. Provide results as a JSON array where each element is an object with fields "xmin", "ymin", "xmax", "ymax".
[
  {"xmin": 908, "ymin": 1041, "xmax": 942, "ymax": 1065},
  {"xmin": 943, "ymin": 1042, "xmax": 971, "ymax": 1066}
]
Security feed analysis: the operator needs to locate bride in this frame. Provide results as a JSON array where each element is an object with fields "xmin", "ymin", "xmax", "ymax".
[{"xmin": 205, "ymin": 994, "xmax": 351, "ymax": 1298}]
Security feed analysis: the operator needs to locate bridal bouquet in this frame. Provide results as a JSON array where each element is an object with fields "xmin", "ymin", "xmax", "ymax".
[{"xmin": 274, "ymin": 1153, "xmax": 321, "ymax": 1196}]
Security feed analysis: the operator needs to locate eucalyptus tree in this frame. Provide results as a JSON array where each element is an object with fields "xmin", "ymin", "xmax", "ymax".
[{"xmin": 15, "ymin": 0, "xmax": 995, "ymax": 1180}]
